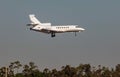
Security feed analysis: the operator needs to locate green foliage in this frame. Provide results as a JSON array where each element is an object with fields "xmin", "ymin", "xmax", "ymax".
[{"xmin": 0, "ymin": 61, "xmax": 120, "ymax": 77}]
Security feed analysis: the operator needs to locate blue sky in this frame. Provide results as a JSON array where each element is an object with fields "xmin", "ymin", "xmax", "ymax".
[{"xmin": 0, "ymin": 0, "xmax": 120, "ymax": 69}]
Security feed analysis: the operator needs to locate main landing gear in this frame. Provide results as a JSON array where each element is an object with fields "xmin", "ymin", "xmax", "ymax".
[
  {"xmin": 51, "ymin": 32, "xmax": 56, "ymax": 37},
  {"xmin": 51, "ymin": 32, "xmax": 77, "ymax": 37},
  {"xmin": 75, "ymin": 32, "xmax": 77, "ymax": 36}
]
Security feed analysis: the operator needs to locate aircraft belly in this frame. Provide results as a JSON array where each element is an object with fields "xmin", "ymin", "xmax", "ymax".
[
  {"xmin": 64, "ymin": 29, "xmax": 80, "ymax": 32},
  {"xmin": 53, "ymin": 29, "xmax": 80, "ymax": 33},
  {"xmin": 41, "ymin": 29, "xmax": 50, "ymax": 33}
]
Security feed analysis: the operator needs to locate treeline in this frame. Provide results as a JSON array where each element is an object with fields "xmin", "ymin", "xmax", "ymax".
[{"xmin": 0, "ymin": 61, "xmax": 120, "ymax": 77}]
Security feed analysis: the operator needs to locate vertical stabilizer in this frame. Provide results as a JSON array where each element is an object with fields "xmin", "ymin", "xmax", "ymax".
[{"xmin": 29, "ymin": 14, "xmax": 41, "ymax": 24}]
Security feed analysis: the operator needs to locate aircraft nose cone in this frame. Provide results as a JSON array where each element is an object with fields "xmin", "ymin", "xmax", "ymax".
[
  {"xmin": 79, "ymin": 28, "xmax": 85, "ymax": 32},
  {"xmin": 82, "ymin": 28, "xmax": 85, "ymax": 31}
]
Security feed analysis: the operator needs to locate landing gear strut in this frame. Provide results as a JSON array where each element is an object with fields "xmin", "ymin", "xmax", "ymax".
[
  {"xmin": 51, "ymin": 32, "xmax": 55, "ymax": 37},
  {"xmin": 75, "ymin": 32, "xmax": 77, "ymax": 36}
]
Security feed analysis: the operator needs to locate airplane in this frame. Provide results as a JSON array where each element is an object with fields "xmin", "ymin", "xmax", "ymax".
[{"xmin": 27, "ymin": 14, "xmax": 85, "ymax": 37}]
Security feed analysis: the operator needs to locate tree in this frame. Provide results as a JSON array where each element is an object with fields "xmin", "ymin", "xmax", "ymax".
[
  {"xmin": 13, "ymin": 61, "xmax": 22, "ymax": 73},
  {"xmin": 22, "ymin": 62, "xmax": 39, "ymax": 77},
  {"xmin": 1, "ymin": 61, "xmax": 120, "ymax": 77},
  {"xmin": 9, "ymin": 61, "xmax": 22, "ymax": 75},
  {"xmin": 0, "ymin": 67, "xmax": 6, "ymax": 77},
  {"xmin": 22, "ymin": 64, "xmax": 30, "ymax": 76},
  {"xmin": 114, "ymin": 64, "xmax": 120, "ymax": 77}
]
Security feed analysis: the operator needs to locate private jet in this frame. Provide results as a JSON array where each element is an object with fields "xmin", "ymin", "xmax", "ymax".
[{"xmin": 27, "ymin": 14, "xmax": 85, "ymax": 37}]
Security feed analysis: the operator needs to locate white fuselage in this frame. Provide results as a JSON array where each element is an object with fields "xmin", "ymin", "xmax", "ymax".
[
  {"xmin": 51, "ymin": 25, "xmax": 84, "ymax": 33},
  {"xmin": 31, "ymin": 24, "xmax": 85, "ymax": 33}
]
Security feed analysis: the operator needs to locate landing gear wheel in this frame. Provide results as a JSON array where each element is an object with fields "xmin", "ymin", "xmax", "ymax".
[{"xmin": 51, "ymin": 32, "xmax": 56, "ymax": 37}]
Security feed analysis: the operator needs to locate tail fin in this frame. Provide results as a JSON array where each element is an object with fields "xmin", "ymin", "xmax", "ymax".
[{"xmin": 29, "ymin": 14, "xmax": 41, "ymax": 24}]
